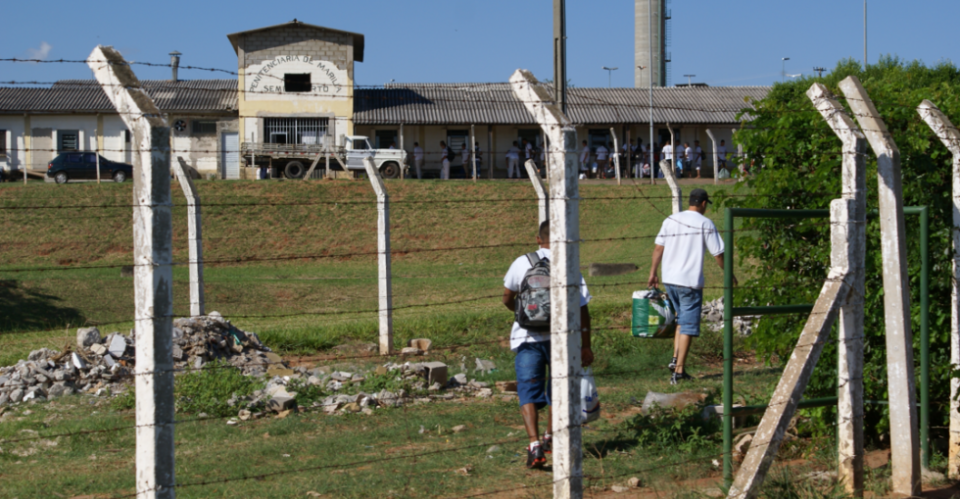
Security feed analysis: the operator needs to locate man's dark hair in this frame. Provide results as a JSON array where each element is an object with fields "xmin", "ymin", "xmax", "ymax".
[{"xmin": 538, "ymin": 221, "xmax": 549, "ymax": 242}]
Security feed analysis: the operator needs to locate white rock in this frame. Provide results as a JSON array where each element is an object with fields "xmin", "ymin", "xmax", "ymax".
[
  {"xmin": 108, "ymin": 335, "xmax": 127, "ymax": 357},
  {"xmin": 77, "ymin": 327, "xmax": 101, "ymax": 349},
  {"xmin": 72, "ymin": 353, "xmax": 87, "ymax": 370}
]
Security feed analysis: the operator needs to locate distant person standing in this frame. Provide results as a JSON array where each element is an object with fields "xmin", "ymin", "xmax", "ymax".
[
  {"xmin": 693, "ymin": 140, "xmax": 703, "ymax": 178},
  {"xmin": 717, "ymin": 140, "xmax": 728, "ymax": 175},
  {"xmin": 595, "ymin": 143, "xmax": 609, "ymax": 179},
  {"xmin": 579, "ymin": 140, "xmax": 591, "ymax": 178},
  {"xmin": 648, "ymin": 189, "xmax": 733, "ymax": 384},
  {"xmin": 440, "ymin": 141, "xmax": 452, "ymax": 180},
  {"xmin": 506, "ymin": 141, "xmax": 521, "ymax": 179},
  {"xmin": 661, "ymin": 141, "xmax": 673, "ymax": 179},
  {"xmin": 413, "ymin": 142, "xmax": 424, "ymax": 179},
  {"xmin": 474, "ymin": 141, "xmax": 483, "ymax": 177},
  {"xmin": 682, "ymin": 142, "xmax": 693, "ymax": 178},
  {"xmin": 461, "ymin": 143, "xmax": 471, "ymax": 178}
]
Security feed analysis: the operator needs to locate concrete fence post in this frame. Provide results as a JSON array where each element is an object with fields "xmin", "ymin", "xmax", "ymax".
[
  {"xmin": 728, "ymin": 200, "xmax": 855, "ymax": 499},
  {"xmin": 658, "ymin": 159, "xmax": 682, "ymax": 215},
  {"xmin": 524, "ymin": 159, "xmax": 548, "ymax": 225},
  {"xmin": 917, "ymin": 99, "xmax": 960, "ymax": 478},
  {"xmin": 840, "ymin": 76, "xmax": 921, "ymax": 497},
  {"xmin": 808, "ymin": 83, "xmax": 867, "ymax": 496},
  {"xmin": 88, "ymin": 45, "xmax": 175, "ymax": 499},
  {"xmin": 363, "ymin": 156, "xmax": 393, "ymax": 355},
  {"xmin": 511, "ymin": 69, "xmax": 582, "ymax": 499},
  {"xmin": 610, "ymin": 127, "xmax": 621, "ymax": 185},
  {"xmin": 174, "ymin": 157, "xmax": 205, "ymax": 318}
]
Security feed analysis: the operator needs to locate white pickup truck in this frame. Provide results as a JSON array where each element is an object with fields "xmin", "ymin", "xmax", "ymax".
[{"xmin": 344, "ymin": 135, "xmax": 406, "ymax": 179}]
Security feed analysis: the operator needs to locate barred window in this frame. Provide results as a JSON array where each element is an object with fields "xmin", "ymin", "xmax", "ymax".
[{"xmin": 192, "ymin": 120, "xmax": 217, "ymax": 135}]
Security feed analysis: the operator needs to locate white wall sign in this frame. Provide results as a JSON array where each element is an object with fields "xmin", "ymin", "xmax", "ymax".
[{"xmin": 246, "ymin": 56, "xmax": 349, "ymax": 101}]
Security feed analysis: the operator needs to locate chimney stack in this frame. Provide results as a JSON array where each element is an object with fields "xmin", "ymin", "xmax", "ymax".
[{"xmin": 169, "ymin": 51, "xmax": 181, "ymax": 82}]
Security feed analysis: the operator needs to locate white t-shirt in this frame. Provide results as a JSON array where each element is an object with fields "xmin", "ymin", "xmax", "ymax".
[
  {"xmin": 684, "ymin": 147, "xmax": 693, "ymax": 161},
  {"xmin": 414, "ymin": 147, "xmax": 424, "ymax": 161},
  {"xmin": 654, "ymin": 210, "xmax": 725, "ymax": 289},
  {"xmin": 662, "ymin": 144, "xmax": 673, "ymax": 161},
  {"xmin": 596, "ymin": 146, "xmax": 609, "ymax": 160},
  {"xmin": 525, "ymin": 143, "xmax": 533, "ymax": 159},
  {"xmin": 462, "ymin": 148, "xmax": 470, "ymax": 162},
  {"xmin": 717, "ymin": 145, "xmax": 727, "ymax": 160},
  {"xmin": 504, "ymin": 248, "xmax": 592, "ymax": 351},
  {"xmin": 506, "ymin": 147, "xmax": 520, "ymax": 160},
  {"xmin": 580, "ymin": 146, "xmax": 590, "ymax": 164}
]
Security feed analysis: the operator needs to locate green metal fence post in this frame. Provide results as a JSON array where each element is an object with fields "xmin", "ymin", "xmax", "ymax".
[
  {"xmin": 920, "ymin": 206, "xmax": 930, "ymax": 467},
  {"xmin": 723, "ymin": 208, "xmax": 734, "ymax": 485}
]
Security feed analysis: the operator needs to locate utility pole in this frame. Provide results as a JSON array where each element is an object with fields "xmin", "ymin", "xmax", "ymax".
[
  {"xmin": 554, "ymin": 0, "xmax": 567, "ymax": 115},
  {"xmin": 602, "ymin": 67, "xmax": 618, "ymax": 88},
  {"xmin": 683, "ymin": 74, "xmax": 695, "ymax": 86},
  {"xmin": 649, "ymin": 0, "xmax": 655, "ymax": 185},
  {"xmin": 814, "ymin": 67, "xmax": 826, "ymax": 78},
  {"xmin": 864, "ymin": 0, "xmax": 868, "ymax": 71}
]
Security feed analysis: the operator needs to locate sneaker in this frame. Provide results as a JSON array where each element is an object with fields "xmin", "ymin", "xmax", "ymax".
[
  {"xmin": 542, "ymin": 434, "xmax": 552, "ymax": 454},
  {"xmin": 526, "ymin": 442, "xmax": 546, "ymax": 469},
  {"xmin": 668, "ymin": 357, "xmax": 678, "ymax": 372},
  {"xmin": 670, "ymin": 372, "xmax": 693, "ymax": 385}
]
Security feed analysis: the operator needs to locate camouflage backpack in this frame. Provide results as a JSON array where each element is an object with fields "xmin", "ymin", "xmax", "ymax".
[{"xmin": 515, "ymin": 253, "xmax": 551, "ymax": 331}]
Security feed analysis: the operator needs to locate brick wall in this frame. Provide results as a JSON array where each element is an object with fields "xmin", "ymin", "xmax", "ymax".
[{"xmin": 243, "ymin": 27, "xmax": 354, "ymax": 78}]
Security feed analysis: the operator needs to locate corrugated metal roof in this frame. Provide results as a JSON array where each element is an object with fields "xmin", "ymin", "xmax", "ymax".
[
  {"xmin": 0, "ymin": 79, "xmax": 237, "ymax": 114},
  {"xmin": 355, "ymin": 83, "xmax": 769, "ymax": 125}
]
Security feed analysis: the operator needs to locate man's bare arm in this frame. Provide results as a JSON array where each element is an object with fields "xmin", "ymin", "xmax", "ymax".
[
  {"xmin": 502, "ymin": 288, "xmax": 517, "ymax": 312},
  {"xmin": 648, "ymin": 244, "xmax": 665, "ymax": 288},
  {"xmin": 714, "ymin": 253, "xmax": 738, "ymax": 286}
]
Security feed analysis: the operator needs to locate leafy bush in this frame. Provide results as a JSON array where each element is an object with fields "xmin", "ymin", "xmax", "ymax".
[
  {"xmin": 627, "ymin": 403, "xmax": 718, "ymax": 453},
  {"xmin": 174, "ymin": 360, "xmax": 264, "ymax": 417},
  {"xmin": 727, "ymin": 56, "xmax": 959, "ymax": 441},
  {"xmin": 110, "ymin": 388, "xmax": 135, "ymax": 411}
]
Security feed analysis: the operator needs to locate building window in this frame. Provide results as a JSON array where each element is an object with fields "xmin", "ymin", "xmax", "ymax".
[
  {"xmin": 124, "ymin": 130, "xmax": 131, "ymax": 143},
  {"xmin": 264, "ymin": 118, "xmax": 328, "ymax": 145},
  {"xmin": 284, "ymin": 74, "xmax": 311, "ymax": 93},
  {"xmin": 192, "ymin": 120, "xmax": 218, "ymax": 135},
  {"xmin": 59, "ymin": 130, "xmax": 79, "ymax": 152},
  {"xmin": 0, "ymin": 130, "xmax": 7, "ymax": 157}
]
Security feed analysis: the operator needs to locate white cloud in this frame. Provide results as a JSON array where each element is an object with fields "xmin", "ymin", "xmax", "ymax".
[{"xmin": 26, "ymin": 42, "xmax": 52, "ymax": 61}]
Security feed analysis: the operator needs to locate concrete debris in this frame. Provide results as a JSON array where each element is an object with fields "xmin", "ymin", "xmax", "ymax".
[
  {"xmin": 495, "ymin": 381, "xmax": 518, "ymax": 393},
  {"xmin": 0, "ymin": 314, "xmax": 278, "ymax": 406},
  {"xmin": 922, "ymin": 467, "xmax": 946, "ymax": 484},
  {"xmin": 611, "ymin": 485, "xmax": 630, "ymax": 493},
  {"xmin": 805, "ymin": 470, "xmax": 837, "ymax": 482},
  {"xmin": 701, "ymin": 298, "xmax": 756, "ymax": 336},
  {"xmin": 400, "ymin": 347, "xmax": 424, "ymax": 356},
  {"xmin": 452, "ymin": 425, "xmax": 466, "ymax": 433},
  {"xmin": 475, "ymin": 358, "xmax": 496, "ymax": 374},
  {"xmin": 627, "ymin": 477, "xmax": 641, "ymax": 488},
  {"xmin": 641, "ymin": 391, "xmax": 707, "ymax": 413},
  {"xmin": 476, "ymin": 388, "xmax": 493, "ymax": 398},
  {"xmin": 408, "ymin": 338, "xmax": 432, "ymax": 351}
]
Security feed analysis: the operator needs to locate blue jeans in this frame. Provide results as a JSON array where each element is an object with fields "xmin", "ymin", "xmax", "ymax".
[
  {"xmin": 664, "ymin": 284, "xmax": 703, "ymax": 336},
  {"xmin": 515, "ymin": 341, "xmax": 551, "ymax": 409}
]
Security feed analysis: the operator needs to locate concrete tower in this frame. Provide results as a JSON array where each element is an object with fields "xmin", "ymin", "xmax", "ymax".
[{"xmin": 635, "ymin": 0, "xmax": 669, "ymax": 87}]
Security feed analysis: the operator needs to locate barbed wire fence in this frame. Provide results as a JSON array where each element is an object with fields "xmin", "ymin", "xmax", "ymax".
[{"xmin": 0, "ymin": 55, "xmax": 950, "ymax": 498}]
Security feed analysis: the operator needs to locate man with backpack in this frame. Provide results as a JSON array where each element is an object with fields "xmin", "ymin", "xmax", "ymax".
[
  {"xmin": 502, "ymin": 220, "xmax": 593, "ymax": 469},
  {"xmin": 648, "ymin": 189, "xmax": 734, "ymax": 384}
]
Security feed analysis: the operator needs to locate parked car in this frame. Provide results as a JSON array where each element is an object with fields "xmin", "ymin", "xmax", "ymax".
[{"xmin": 46, "ymin": 152, "xmax": 132, "ymax": 184}]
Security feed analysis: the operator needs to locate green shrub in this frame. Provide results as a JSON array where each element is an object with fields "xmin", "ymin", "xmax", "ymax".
[
  {"xmin": 627, "ymin": 403, "xmax": 718, "ymax": 453},
  {"xmin": 174, "ymin": 360, "xmax": 264, "ymax": 417}
]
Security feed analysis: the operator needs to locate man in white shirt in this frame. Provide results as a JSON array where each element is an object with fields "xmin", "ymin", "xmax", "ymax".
[
  {"xmin": 579, "ymin": 140, "xmax": 591, "ymax": 177},
  {"xmin": 474, "ymin": 142, "xmax": 483, "ymax": 177},
  {"xmin": 524, "ymin": 139, "xmax": 533, "ymax": 162},
  {"xmin": 661, "ymin": 142, "xmax": 673, "ymax": 179},
  {"xmin": 413, "ymin": 142, "xmax": 424, "ymax": 179},
  {"xmin": 693, "ymin": 140, "xmax": 703, "ymax": 178},
  {"xmin": 679, "ymin": 142, "xmax": 691, "ymax": 178},
  {"xmin": 505, "ymin": 141, "xmax": 521, "ymax": 179},
  {"xmin": 595, "ymin": 143, "xmax": 609, "ymax": 179},
  {"xmin": 648, "ymin": 189, "xmax": 735, "ymax": 384},
  {"xmin": 440, "ymin": 141, "xmax": 451, "ymax": 180},
  {"xmin": 503, "ymin": 220, "xmax": 593, "ymax": 468}
]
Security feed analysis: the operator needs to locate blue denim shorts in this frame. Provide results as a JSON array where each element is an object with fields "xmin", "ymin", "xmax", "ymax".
[
  {"xmin": 664, "ymin": 284, "xmax": 704, "ymax": 337},
  {"xmin": 515, "ymin": 341, "xmax": 551, "ymax": 409}
]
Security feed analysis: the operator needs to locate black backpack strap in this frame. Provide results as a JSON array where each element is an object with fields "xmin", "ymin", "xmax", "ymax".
[{"xmin": 525, "ymin": 252, "xmax": 542, "ymax": 267}]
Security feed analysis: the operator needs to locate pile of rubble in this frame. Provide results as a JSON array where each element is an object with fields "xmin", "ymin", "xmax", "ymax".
[
  {"xmin": 700, "ymin": 298, "xmax": 756, "ymax": 336},
  {"xmin": 0, "ymin": 312, "xmax": 279, "ymax": 406}
]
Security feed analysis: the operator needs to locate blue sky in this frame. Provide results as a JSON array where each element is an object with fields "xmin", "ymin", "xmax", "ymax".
[{"xmin": 2, "ymin": 0, "xmax": 957, "ymax": 88}]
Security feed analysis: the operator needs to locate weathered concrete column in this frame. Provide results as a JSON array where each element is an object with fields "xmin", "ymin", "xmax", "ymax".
[
  {"xmin": 728, "ymin": 200, "xmax": 855, "ymax": 499},
  {"xmin": 363, "ymin": 156, "xmax": 392, "ymax": 355},
  {"xmin": 88, "ymin": 46, "xmax": 175, "ymax": 499},
  {"xmin": 609, "ymin": 127, "xmax": 622, "ymax": 184},
  {"xmin": 524, "ymin": 159, "xmax": 548, "ymax": 225},
  {"xmin": 511, "ymin": 69, "xmax": 582, "ymax": 499},
  {"xmin": 174, "ymin": 157, "xmax": 204, "ymax": 317},
  {"xmin": 659, "ymin": 159, "xmax": 682, "ymax": 215},
  {"xmin": 808, "ymin": 83, "xmax": 867, "ymax": 496},
  {"xmin": 840, "ymin": 76, "xmax": 921, "ymax": 497},
  {"xmin": 918, "ymin": 100, "xmax": 960, "ymax": 478}
]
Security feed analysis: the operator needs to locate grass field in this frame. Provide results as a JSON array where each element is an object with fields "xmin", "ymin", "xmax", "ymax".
[{"xmin": 0, "ymin": 179, "xmax": 949, "ymax": 498}]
